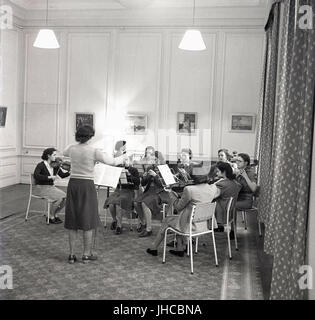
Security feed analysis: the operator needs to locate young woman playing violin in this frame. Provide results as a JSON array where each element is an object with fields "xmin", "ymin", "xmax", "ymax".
[
  {"xmin": 33, "ymin": 147, "xmax": 70, "ymax": 224},
  {"xmin": 103, "ymin": 140, "xmax": 140, "ymax": 235}
]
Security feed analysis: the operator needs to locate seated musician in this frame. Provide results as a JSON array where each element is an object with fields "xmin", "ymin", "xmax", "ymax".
[
  {"xmin": 104, "ymin": 141, "xmax": 140, "ymax": 235},
  {"xmin": 213, "ymin": 162, "xmax": 242, "ymax": 238},
  {"xmin": 177, "ymin": 148, "xmax": 193, "ymax": 179},
  {"xmin": 33, "ymin": 147, "xmax": 70, "ymax": 224},
  {"xmin": 134, "ymin": 151, "xmax": 172, "ymax": 238},
  {"xmin": 140, "ymin": 146, "xmax": 155, "ymax": 163},
  {"xmin": 234, "ymin": 153, "xmax": 257, "ymax": 211},
  {"xmin": 133, "ymin": 146, "xmax": 156, "ymax": 233},
  {"xmin": 146, "ymin": 166, "xmax": 220, "ymax": 257},
  {"xmin": 208, "ymin": 148, "xmax": 236, "ymax": 184},
  {"xmin": 218, "ymin": 148, "xmax": 238, "ymax": 171}
]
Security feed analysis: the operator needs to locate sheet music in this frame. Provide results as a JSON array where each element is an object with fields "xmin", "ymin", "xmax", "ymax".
[
  {"xmin": 157, "ymin": 164, "xmax": 176, "ymax": 186},
  {"xmin": 94, "ymin": 163, "xmax": 122, "ymax": 188}
]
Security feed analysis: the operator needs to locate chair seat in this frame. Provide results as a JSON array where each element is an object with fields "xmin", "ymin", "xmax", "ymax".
[{"xmin": 166, "ymin": 226, "xmax": 213, "ymax": 238}]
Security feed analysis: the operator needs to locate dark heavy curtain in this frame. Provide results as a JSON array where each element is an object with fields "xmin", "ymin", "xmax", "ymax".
[{"xmin": 257, "ymin": 0, "xmax": 315, "ymax": 299}]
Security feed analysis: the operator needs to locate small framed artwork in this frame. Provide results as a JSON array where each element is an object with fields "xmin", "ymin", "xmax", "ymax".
[
  {"xmin": 177, "ymin": 112, "xmax": 197, "ymax": 134},
  {"xmin": 230, "ymin": 113, "xmax": 256, "ymax": 132},
  {"xmin": 125, "ymin": 114, "xmax": 147, "ymax": 134},
  {"xmin": 0, "ymin": 106, "xmax": 7, "ymax": 128},
  {"xmin": 75, "ymin": 112, "xmax": 94, "ymax": 132}
]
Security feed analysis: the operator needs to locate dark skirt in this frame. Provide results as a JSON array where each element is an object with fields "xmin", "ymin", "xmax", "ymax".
[
  {"xmin": 135, "ymin": 187, "xmax": 171, "ymax": 216},
  {"xmin": 104, "ymin": 189, "xmax": 135, "ymax": 211},
  {"xmin": 236, "ymin": 193, "xmax": 253, "ymax": 210},
  {"xmin": 65, "ymin": 178, "xmax": 100, "ymax": 231}
]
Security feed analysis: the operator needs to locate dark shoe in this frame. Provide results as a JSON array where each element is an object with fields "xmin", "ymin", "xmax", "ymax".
[
  {"xmin": 68, "ymin": 255, "xmax": 77, "ymax": 264},
  {"xmin": 137, "ymin": 224, "xmax": 146, "ymax": 233},
  {"xmin": 169, "ymin": 250, "xmax": 184, "ymax": 257},
  {"xmin": 229, "ymin": 231, "xmax": 235, "ymax": 240},
  {"xmin": 214, "ymin": 225, "xmax": 224, "ymax": 232},
  {"xmin": 115, "ymin": 226, "xmax": 122, "ymax": 235},
  {"xmin": 54, "ymin": 217, "xmax": 63, "ymax": 224},
  {"xmin": 139, "ymin": 230, "xmax": 152, "ymax": 237},
  {"xmin": 146, "ymin": 248, "xmax": 158, "ymax": 256},
  {"xmin": 110, "ymin": 220, "xmax": 117, "ymax": 230},
  {"xmin": 167, "ymin": 240, "xmax": 177, "ymax": 247},
  {"xmin": 47, "ymin": 218, "xmax": 58, "ymax": 224},
  {"xmin": 82, "ymin": 255, "xmax": 97, "ymax": 263}
]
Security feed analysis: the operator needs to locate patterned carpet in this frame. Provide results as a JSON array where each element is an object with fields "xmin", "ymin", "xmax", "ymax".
[{"xmin": 0, "ymin": 185, "xmax": 264, "ymax": 300}]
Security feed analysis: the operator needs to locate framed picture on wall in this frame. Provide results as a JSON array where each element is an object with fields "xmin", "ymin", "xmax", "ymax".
[
  {"xmin": 230, "ymin": 113, "xmax": 256, "ymax": 132},
  {"xmin": 75, "ymin": 112, "xmax": 94, "ymax": 132},
  {"xmin": 0, "ymin": 106, "xmax": 7, "ymax": 128},
  {"xmin": 125, "ymin": 114, "xmax": 147, "ymax": 134},
  {"xmin": 177, "ymin": 112, "xmax": 197, "ymax": 134}
]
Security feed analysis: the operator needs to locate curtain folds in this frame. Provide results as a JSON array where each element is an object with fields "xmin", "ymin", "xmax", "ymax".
[{"xmin": 257, "ymin": 0, "xmax": 315, "ymax": 299}]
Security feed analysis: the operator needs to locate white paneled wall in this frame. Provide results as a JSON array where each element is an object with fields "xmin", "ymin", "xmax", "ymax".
[
  {"xmin": 0, "ymin": 28, "xmax": 23, "ymax": 188},
  {"xmin": 19, "ymin": 27, "xmax": 265, "ymax": 183},
  {"xmin": 66, "ymin": 32, "xmax": 111, "ymax": 146}
]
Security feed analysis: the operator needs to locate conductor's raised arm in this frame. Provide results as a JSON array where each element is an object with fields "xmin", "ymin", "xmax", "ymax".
[{"xmin": 95, "ymin": 149, "xmax": 127, "ymax": 166}]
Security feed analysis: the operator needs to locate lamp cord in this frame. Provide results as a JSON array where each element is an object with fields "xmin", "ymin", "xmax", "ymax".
[
  {"xmin": 193, "ymin": 0, "xmax": 195, "ymax": 26},
  {"xmin": 46, "ymin": 0, "xmax": 48, "ymax": 26}
]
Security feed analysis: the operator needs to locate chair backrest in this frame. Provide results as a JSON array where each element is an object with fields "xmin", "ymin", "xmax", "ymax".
[
  {"xmin": 30, "ymin": 173, "xmax": 36, "ymax": 186},
  {"xmin": 226, "ymin": 197, "xmax": 236, "ymax": 224},
  {"xmin": 191, "ymin": 202, "xmax": 216, "ymax": 224}
]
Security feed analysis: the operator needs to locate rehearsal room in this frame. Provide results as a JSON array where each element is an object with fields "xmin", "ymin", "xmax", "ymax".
[{"xmin": 0, "ymin": 0, "xmax": 315, "ymax": 301}]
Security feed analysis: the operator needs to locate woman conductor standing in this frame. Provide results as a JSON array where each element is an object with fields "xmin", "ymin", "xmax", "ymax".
[{"xmin": 63, "ymin": 125, "xmax": 128, "ymax": 264}]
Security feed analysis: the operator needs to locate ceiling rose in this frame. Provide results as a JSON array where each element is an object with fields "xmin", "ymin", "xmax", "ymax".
[{"xmin": 116, "ymin": 0, "xmax": 155, "ymax": 9}]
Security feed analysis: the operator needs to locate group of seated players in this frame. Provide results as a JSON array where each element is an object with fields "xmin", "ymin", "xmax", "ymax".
[
  {"xmin": 33, "ymin": 142, "xmax": 257, "ymax": 258},
  {"xmin": 101, "ymin": 141, "xmax": 257, "ymax": 257}
]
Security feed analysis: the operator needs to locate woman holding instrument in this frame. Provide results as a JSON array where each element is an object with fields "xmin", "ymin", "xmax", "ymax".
[
  {"xmin": 103, "ymin": 140, "xmax": 140, "ymax": 235},
  {"xmin": 33, "ymin": 147, "xmax": 70, "ymax": 224},
  {"xmin": 135, "ymin": 150, "xmax": 171, "ymax": 237}
]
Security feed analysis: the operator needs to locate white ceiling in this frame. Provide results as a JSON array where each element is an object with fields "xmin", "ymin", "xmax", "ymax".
[
  {"xmin": 10, "ymin": 0, "xmax": 268, "ymax": 10},
  {"xmin": 7, "ymin": 0, "xmax": 270, "ymax": 28}
]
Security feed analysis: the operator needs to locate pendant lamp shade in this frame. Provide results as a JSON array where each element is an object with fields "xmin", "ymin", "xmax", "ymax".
[
  {"xmin": 33, "ymin": 0, "xmax": 59, "ymax": 49},
  {"xmin": 33, "ymin": 29, "xmax": 60, "ymax": 49},
  {"xmin": 179, "ymin": 0, "xmax": 206, "ymax": 51},
  {"xmin": 178, "ymin": 29, "xmax": 206, "ymax": 51}
]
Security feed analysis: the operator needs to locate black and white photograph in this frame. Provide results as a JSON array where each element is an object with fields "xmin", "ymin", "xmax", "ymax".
[
  {"xmin": 125, "ymin": 114, "xmax": 147, "ymax": 134},
  {"xmin": 177, "ymin": 112, "xmax": 197, "ymax": 134},
  {"xmin": 0, "ymin": 0, "xmax": 315, "ymax": 309},
  {"xmin": 0, "ymin": 106, "xmax": 7, "ymax": 127},
  {"xmin": 75, "ymin": 112, "xmax": 94, "ymax": 132},
  {"xmin": 230, "ymin": 114, "xmax": 256, "ymax": 132}
]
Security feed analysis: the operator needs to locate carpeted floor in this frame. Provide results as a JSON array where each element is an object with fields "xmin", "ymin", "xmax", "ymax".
[{"xmin": 0, "ymin": 184, "xmax": 267, "ymax": 300}]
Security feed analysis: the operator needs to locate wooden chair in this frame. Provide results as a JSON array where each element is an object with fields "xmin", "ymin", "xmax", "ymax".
[
  {"xmin": 162, "ymin": 202, "xmax": 218, "ymax": 274},
  {"xmin": 25, "ymin": 174, "xmax": 54, "ymax": 225}
]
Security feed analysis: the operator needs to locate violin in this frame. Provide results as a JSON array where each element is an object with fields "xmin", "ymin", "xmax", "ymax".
[{"xmin": 51, "ymin": 157, "xmax": 71, "ymax": 172}]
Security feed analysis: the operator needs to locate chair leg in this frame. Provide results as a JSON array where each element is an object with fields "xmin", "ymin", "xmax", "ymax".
[
  {"xmin": 227, "ymin": 227, "xmax": 232, "ymax": 259},
  {"xmin": 189, "ymin": 236, "xmax": 194, "ymax": 274},
  {"xmin": 162, "ymin": 230, "xmax": 168, "ymax": 263},
  {"xmin": 258, "ymin": 219, "xmax": 262, "ymax": 236},
  {"xmin": 187, "ymin": 238, "xmax": 190, "ymax": 256},
  {"xmin": 104, "ymin": 209, "xmax": 107, "ymax": 228},
  {"xmin": 25, "ymin": 195, "xmax": 32, "ymax": 221},
  {"xmin": 129, "ymin": 211, "xmax": 133, "ymax": 231},
  {"xmin": 234, "ymin": 221, "xmax": 238, "ymax": 251},
  {"xmin": 212, "ymin": 231, "xmax": 218, "ymax": 267},
  {"xmin": 195, "ymin": 237, "xmax": 199, "ymax": 254},
  {"xmin": 244, "ymin": 211, "xmax": 248, "ymax": 230},
  {"xmin": 47, "ymin": 202, "xmax": 51, "ymax": 224},
  {"xmin": 242, "ymin": 211, "xmax": 245, "ymax": 223}
]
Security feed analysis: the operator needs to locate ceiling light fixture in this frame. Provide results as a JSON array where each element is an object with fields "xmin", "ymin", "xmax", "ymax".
[
  {"xmin": 179, "ymin": 0, "xmax": 206, "ymax": 51},
  {"xmin": 33, "ymin": 0, "xmax": 60, "ymax": 49}
]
